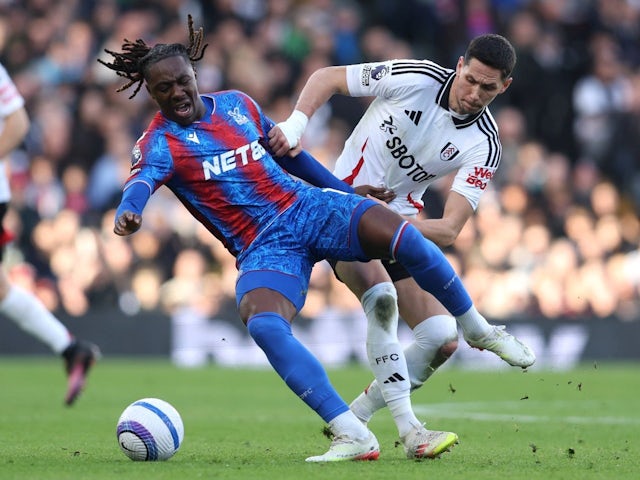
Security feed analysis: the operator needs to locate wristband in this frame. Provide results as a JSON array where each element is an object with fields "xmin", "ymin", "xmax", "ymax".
[{"xmin": 277, "ymin": 110, "xmax": 308, "ymax": 149}]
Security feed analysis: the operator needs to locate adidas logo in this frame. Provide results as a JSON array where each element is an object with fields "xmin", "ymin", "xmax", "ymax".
[
  {"xmin": 383, "ymin": 372, "xmax": 406, "ymax": 384},
  {"xmin": 404, "ymin": 110, "xmax": 422, "ymax": 125}
]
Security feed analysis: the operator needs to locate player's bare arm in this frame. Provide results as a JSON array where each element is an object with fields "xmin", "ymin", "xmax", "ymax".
[
  {"xmin": 268, "ymin": 66, "xmax": 349, "ymax": 156},
  {"xmin": 294, "ymin": 66, "xmax": 350, "ymax": 118},
  {"xmin": 410, "ymin": 192, "xmax": 474, "ymax": 247}
]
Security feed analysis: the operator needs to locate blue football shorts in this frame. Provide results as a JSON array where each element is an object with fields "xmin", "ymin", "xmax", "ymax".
[{"xmin": 235, "ymin": 188, "xmax": 377, "ymax": 311}]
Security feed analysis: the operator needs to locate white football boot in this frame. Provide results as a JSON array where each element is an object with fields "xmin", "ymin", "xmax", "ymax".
[
  {"xmin": 305, "ymin": 431, "xmax": 380, "ymax": 462},
  {"xmin": 466, "ymin": 325, "xmax": 536, "ymax": 368},
  {"xmin": 401, "ymin": 424, "xmax": 458, "ymax": 459}
]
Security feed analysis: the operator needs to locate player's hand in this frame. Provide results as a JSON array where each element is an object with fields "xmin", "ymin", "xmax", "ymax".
[
  {"xmin": 268, "ymin": 125, "xmax": 303, "ymax": 157},
  {"xmin": 114, "ymin": 210, "xmax": 142, "ymax": 236},
  {"xmin": 268, "ymin": 110, "xmax": 308, "ymax": 157},
  {"xmin": 268, "ymin": 125, "xmax": 292, "ymax": 157},
  {"xmin": 354, "ymin": 185, "xmax": 396, "ymax": 203}
]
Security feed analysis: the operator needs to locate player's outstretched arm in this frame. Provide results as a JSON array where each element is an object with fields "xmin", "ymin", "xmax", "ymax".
[
  {"xmin": 276, "ymin": 150, "xmax": 395, "ymax": 203},
  {"xmin": 114, "ymin": 181, "xmax": 151, "ymax": 236},
  {"xmin": 276, "ymin": 150, "xmax": 355, "ymax": 193}
]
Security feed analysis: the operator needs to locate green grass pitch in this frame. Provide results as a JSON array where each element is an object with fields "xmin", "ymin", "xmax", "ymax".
[{"xmin": 0, "ymin": 358, "xmax": 637, "ymax": 480}]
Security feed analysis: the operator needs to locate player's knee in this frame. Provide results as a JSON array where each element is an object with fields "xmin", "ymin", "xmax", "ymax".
[
  {"xmin": 246, "ymin": 312, "xmax": 290, "ymax": 346},
  {"xmin": 362, "ymin": 282, "xmax": 398, "ymax": 331},
  {"xmin": 414, "ymin": 314, "xmax": 458, "ymax": 350},
  {"xmin": 373, "ymin": 291, "xmax": 397, "ymax": 328}
]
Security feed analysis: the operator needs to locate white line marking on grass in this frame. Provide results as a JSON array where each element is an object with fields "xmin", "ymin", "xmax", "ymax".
[{"xmin": 414, "ymin": 402, "xmax": 640, "ymax": 425}]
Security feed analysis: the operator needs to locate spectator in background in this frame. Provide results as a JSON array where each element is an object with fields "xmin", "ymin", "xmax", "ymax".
[
  {"xmin": 503, "ymin": 8, "xmax": 578, "ymax": 158},
  {"xmin": 573, "ymin": 32, "xmax": 634, "ymax": 187}
]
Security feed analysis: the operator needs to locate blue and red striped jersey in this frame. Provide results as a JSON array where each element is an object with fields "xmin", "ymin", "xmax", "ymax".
[{"xmin": 124, "ymin": 90, "xmax": 306, "ymax": 257}]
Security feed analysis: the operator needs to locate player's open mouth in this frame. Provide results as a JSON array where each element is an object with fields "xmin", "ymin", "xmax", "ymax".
[{"xmin": 174, "ymin": 102, "xmax": 192, "ymax": 117}]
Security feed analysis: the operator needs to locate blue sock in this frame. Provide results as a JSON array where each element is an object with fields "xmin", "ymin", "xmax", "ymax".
[
  {"xmin": 247, "ymin": 312, "xmax": 349, "ymax": 422},
  {"xmin": 391, "ymin": 222, "xmax": 473, "ymax": 316}
]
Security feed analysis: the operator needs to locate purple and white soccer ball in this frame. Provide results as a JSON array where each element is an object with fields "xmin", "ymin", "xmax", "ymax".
[{"xmin": 116, "ymin": 398, "xmax": 184, "ymax": 461}]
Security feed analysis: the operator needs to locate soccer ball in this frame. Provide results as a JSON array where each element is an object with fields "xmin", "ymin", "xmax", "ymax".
[{"xmin": 116, "ymin": 398, "xmax": 184, "ymax": 461}]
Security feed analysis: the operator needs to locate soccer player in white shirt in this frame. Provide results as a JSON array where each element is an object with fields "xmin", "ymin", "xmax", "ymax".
[
  {"xmin": 0, "ymin": 63, "xmax": 99, "ymax": 405},
  {"xmin": 270, "ymin": 34, "xmax": 535, "ymax": 455}
]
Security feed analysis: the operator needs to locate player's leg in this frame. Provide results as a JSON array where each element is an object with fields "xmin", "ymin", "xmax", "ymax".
[
  {"xmin": 356, "ymin": 206, "xmax": 535, "ymax": 368},
  {"xmin": 0, "ymin": 270, "xmax": 71, "ymax": 353},
  {"xmin": 341, "ymin": 264, "xmax": 459, "ymax": 459},
  {"xmin": 397, "ymin": 282, "xmax": 459, "ymax": 387},
  {"xmin": 0, "ymin": 205, "xmax": 99, "ymax": 405},
  {"xmin": 237, "ymin": 271, "xmax": 378, "ymax": 462},
  {"xmin": 357, "ymin": 208, "xmax": 473, "ymax": 313},
  {"xmin": 297, "ymin": 192, "xmax": 462, "ymax": 458},
  {"xmin": 392, "ymin": 254, "xmax": 536, "ymax": 369},
  {"xmin": 350, "ymin": 278, "xmax": 458, "ymax": 424},
  {"xmin": 333, "ymin": 260, "xmax": 422, "ymax": 439}
]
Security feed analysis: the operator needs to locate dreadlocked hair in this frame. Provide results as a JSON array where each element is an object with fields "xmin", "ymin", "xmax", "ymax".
[{"xmin": 98, "ymin": 14, "xmax": 208, "ymax": 99}]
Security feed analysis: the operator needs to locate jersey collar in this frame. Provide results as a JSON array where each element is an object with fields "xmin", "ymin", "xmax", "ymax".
[
  {"xmin": 436, "ymin": 72, "xmax": 486, "ymax": 129},
  {"xmin": 190, "ymin": 94, "xmax": 215, "ymax": 124}
]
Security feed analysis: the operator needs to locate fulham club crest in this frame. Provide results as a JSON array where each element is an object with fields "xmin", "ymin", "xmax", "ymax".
[{"xmin": 440, "ymin": 142, "xmax": 460, "ymax": 161}]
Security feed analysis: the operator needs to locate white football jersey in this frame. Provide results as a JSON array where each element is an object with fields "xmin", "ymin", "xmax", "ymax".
[
  {"xmin": 0, "ymin": 63, "xmax": 25, "ymax": 202},
  {"xmin": 335, "ymin": 59, "xmax": 501, "ymax": 217}
]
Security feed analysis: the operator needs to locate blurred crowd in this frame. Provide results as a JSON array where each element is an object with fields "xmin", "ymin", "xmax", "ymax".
[{"xmin": 1, "ymin": 0, "xmax": 640, "ymax": 336}]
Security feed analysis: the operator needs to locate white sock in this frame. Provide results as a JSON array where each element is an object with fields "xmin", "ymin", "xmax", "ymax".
[
  {"xmin": 456, "ymin": 305, "xmax": 492, "ymax": 340},
  {"xmin": 405, "ymin": 315, "xmax": 458, "ymax": 388},
  {"xmin": 0, "ymin": 285, "xmax": 71, "ymax": 353},
  {"xmin": 350, "ymin": 384, "xmax": 382, "ymax": 425},
  {"xmin": 351, "ymin": 315, "xmax": 458, "ymax": 422},
  {"xmin": 362, "ymin": 282, "xmax": 418, "ymax": 437},
  {"xmin": 328, "ymin": 410, "xmax": 370, "ymax": 440}
]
